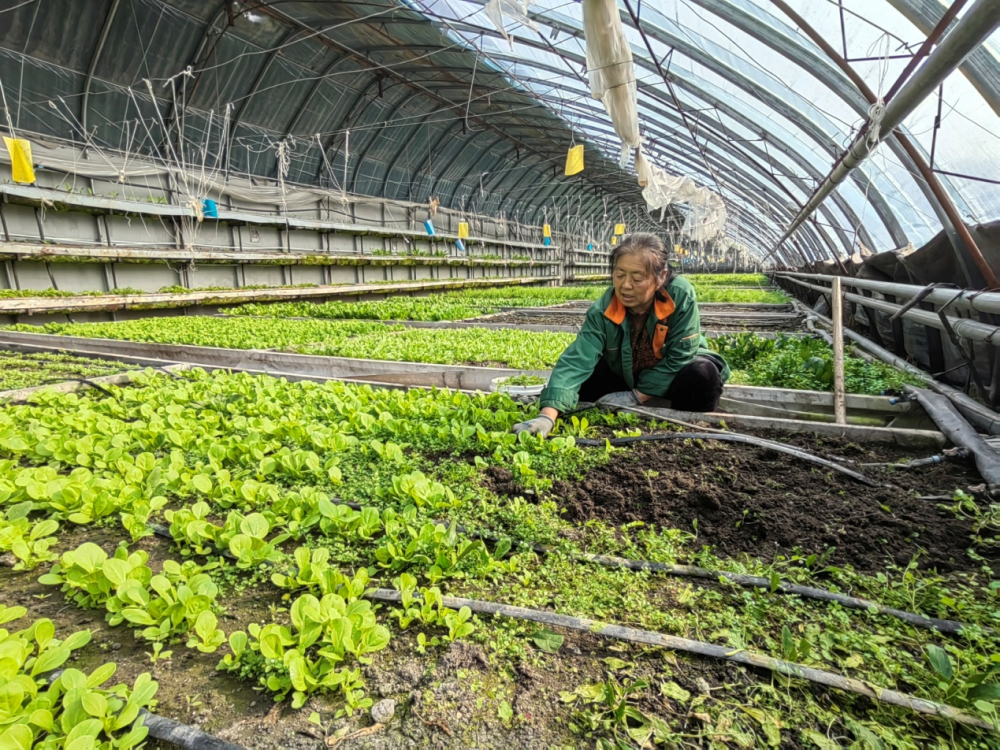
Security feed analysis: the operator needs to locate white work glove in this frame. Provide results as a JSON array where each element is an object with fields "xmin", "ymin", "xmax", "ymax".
[
  {"xmin": 596, "ymin": 390, "xmax": 641, "ymax": 408},
  {"xmin": 512, "ymin": 414, "xmax": 554, "ymax": 438}
]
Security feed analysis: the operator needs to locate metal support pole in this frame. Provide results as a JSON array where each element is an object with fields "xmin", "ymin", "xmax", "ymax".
[
  {"xmin": 831, "ymin": 277, "xmax": 847, "ymax": 424},
  {"xmin": 766, "ymin": 0, "xmax": 1000, "ymax": 288}
]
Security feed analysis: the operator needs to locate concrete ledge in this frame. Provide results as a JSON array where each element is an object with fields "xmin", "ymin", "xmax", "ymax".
[
  {"xmin": 0, "ymin": 276, "xmax": 557, "ymax": 315},
  {"xmin": 0, "ymin": 183, "xmax": 556, "ymax": 251},
  {"xmin": 0, "ymin": 242, "xmax": 554, "ymax": 268}
]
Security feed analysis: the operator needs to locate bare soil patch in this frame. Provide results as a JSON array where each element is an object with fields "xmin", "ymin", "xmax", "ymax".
[{"xmin": 486, "ymin": 437, "xmax": 985, "ymax": 575}]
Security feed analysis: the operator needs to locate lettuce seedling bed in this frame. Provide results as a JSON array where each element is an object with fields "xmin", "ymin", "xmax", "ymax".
[
  {"xmin": 0, "ymin": 527, "xmax": 761, "ymax": 749},
  {"xmin": 0, "ymin": 348, "xmax": 131, "ymax": 391},
  {"xmin": 0, "ymin": 369, "xmax": 996, "ymax": 747}
]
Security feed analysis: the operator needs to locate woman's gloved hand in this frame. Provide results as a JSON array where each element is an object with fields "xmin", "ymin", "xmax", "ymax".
[
  {"xmin": 511, "ymin": 414, "xmax": 554, "ymax": 438},
  {"xmin": 596, "ymin": 390, "xmax": 641, "ymax": 408}
]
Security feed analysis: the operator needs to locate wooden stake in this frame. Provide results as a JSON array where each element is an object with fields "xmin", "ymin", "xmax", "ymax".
[{"xmin": 832, "ymin": 276, "xmax": 847, "ymax": 425}]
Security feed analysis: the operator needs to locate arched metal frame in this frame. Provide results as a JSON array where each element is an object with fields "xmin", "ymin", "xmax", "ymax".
[
  {"xmin": 80, "ymin": 0, "xmax": 123, "ymax": 135},
  {"xmin": 313, "ymin": 74, "xmax": 387, "ymax": 184},
  {"xmin": 348, "ymin": 90, "xmax": 429, "ymax": 193},
  {"xmin": 283, "ymin": 54, "xmax": 352, "ymax": 138},
  {"xmin": 437, "ymin": 16, "xmax": 904, "ymax": 256},
  {"xmin": 493, "ymin": 9, "xmax": 914, "ymax": 247},
  {"xmin": 886, "ymin": 0, "xmax": 1000, "ymax": 115},
  {"xmin": 476, "ymin": 105, "xmax": 834, "ymax": 257},
  {"xmin": 10, "ymin": 0, "xmax": 994, "ymax": 262},
  {"xmin": 226, "ymin": 27, "xmax": 304, "ymax": 163},
  {"xmin": 476, "ymin": 74, "xmax": 851, "ymax": 255}
]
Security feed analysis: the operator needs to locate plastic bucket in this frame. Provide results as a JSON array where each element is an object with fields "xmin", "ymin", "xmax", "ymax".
[{"xmin": 490, "ymin": 376, "xmax": 546, "ymax": 397}]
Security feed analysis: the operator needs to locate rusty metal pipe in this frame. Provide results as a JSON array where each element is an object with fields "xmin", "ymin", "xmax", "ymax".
[
  {"xmin": 766, "ymin": 0, "xmax": 999, "ymax": 289},
  {"xmin": 882, "ymin": 0, "xmax": 968, "ymax": 104}
]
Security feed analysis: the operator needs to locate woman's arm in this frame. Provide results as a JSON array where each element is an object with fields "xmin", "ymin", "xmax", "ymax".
[{"xmin": 537, "ymin": 303, "xmax": 609, "ymax": 414}]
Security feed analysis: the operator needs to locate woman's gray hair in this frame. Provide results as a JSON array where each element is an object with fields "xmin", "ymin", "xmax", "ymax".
[{"xmin": 609, "ymin": 233, "xmax": 671, "ymax": 279}]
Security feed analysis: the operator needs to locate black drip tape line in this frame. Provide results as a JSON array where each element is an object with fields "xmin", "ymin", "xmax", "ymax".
[
  {"xmin": 576, "ymin": 431, "xmax": 876, "ymax": 486},
  {"xmin": 139, "ymin": 526, "xmax": 994, "ymax": 730},
  {"xmin": 43, "ymin": 670, "xmax": 243, "ymax": 750}
]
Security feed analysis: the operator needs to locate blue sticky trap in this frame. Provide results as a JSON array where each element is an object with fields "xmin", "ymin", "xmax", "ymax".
[
  {"xmin": 543, "ymin": 236, "xmax": 552, "ymax": 246},
  {"xmin": 202, "ymin": 199, "xmax": 218, "ymax": 219},
  {"xmin": 587, "ymin": 242, "xmax": 593, "ymax": 251},
  {"xmin": 455, "ymin": 239, "xmax": 466, "ymax": 252},
  {"xmin": 424, "ymin": 219, "xmax": 435, "ymax": 236}
]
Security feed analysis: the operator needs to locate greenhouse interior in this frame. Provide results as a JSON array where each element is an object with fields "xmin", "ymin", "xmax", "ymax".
[{"xmin": 0, "ymin": 0, "xmax": 1000, "ymax": 747}]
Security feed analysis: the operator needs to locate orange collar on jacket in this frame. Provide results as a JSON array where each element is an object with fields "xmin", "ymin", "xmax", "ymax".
[{"xmin": 604, "ymin": 287, "xmax": 675, "ymax": 325}]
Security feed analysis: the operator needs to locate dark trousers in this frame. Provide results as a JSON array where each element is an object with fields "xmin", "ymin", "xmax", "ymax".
[{"xmin": 578, "ymin": 356, "xmax": 724, "ymax": 412}]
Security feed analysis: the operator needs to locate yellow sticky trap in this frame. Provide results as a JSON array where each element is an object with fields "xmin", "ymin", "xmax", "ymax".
[
  {"xmin": 3, "ymin": 137, "xmax": 35, "ymax": 184},
  {"xmin": 611, "ymin": 236, "xmax": 618, "ymax": 246},
  {"xmin": 543, "ymin": 224, "xmax": 551, "ymax": 238},
  {"xmin": 565, "ymin": 144, "xmax": 584, "ymax": 176},
  {"xmin": 614, "ymin": 223, "xmax": 626, "ymax": 235},
  {"xmin": 458, "ymin": 222, "xmax": 470, "ymax": 239}
]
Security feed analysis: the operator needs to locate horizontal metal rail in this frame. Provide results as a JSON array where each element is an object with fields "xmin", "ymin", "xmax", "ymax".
[
  {"xmin": 794, "ymin": 300, "xmax": 1000, "ymax": 435},
  {"xmin": 782, "ymin": 276, "xmax": 1000, "ymax": 346},
  {"xmin": 775, "ymin": 272, "xmax": 1000, "ymax": 315},
  {"xmin": 771, "ymin": 0, "xmax": 1000, "ymax": 271},
  {"xmin": 0, "ymin": 242, "xmax": 553, "ymax": 268}
]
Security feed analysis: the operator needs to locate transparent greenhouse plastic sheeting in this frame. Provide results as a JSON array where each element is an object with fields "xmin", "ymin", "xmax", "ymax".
[
  {"xmin": 578, "ymin": 0, "xmax": 726, "ymax": 241},
  {"xmin": 485, "ymin": 0, "xmax": 536, "ymax": 45},
  {"xmin": 435, "ymin": 0, "xmax": 1000, "ymax": 260}
]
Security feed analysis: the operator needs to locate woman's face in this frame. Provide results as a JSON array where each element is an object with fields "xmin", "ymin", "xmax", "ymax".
[{"xmin": 613, "ymin": 252, "xmax": 666, "ymax": 312}]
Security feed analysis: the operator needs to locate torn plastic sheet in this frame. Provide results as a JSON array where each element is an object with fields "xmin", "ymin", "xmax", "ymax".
[
  {"xmin": 637, "ymin": 151, "xmax": 728, "ymax": 242},
  {"xmin": 484, "ymin": 0, "xmax": 537, "ymax": 45}
]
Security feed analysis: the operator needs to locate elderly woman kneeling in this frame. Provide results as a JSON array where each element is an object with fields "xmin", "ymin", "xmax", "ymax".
[{"xmin": 514, "ymin": 233, "xmax": 729, "ymax": 438}]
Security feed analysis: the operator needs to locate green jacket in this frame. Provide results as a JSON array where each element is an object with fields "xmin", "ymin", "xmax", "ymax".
[{"xmin": 539, "ymin": 277, "xmax": 729, "ymax": 413}]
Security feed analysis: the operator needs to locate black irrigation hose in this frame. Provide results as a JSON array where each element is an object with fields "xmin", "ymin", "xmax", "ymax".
[
  {"xmin": 860, "ymin": 448, "xmax": 971, "ymax": 469},
  {"xmin": 38, "ymin": 377, "xmax": 118, "ymax": 397},
  {"xmin": 147, "ymin": 520, "xmax": 991, "ymax": 726},
  {"xmin": 575, "ymin": 431, "xmax": 877, "ymax": 486},
  {"xmin": 153, "ymin": 485, "xmax": 983, "ymax": 637},
  {"xmin": 367, "ymin": 589, "xmax": 994, "ymax": 732},
  {"xmin": 44, "ymin": 670, "xmax": 243, "ymax": 750},
  {"xmin": 457, "ymin": 527, "xmax": 982, "ymax": 636},
  {"xmin": 141, "ymin": 712, "xmax": 243, "ymax": 750}
]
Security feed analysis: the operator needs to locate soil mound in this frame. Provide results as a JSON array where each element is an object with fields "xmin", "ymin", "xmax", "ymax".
[{"xmin": 528, "ymin": 441, "xmax": 982, "ymax": 574}]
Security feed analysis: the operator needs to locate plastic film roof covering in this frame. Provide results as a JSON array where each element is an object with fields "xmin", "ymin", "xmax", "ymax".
[
  {"xmin": 415, "ymin": 0, "xmax": 1000, "ymax": 261},
  {"xmin": 0, "ymin": 0, "xmax": 998, "ymax": 260},
  {"xmin": 0, "ymin": 0, "xmax": 655, "ymax": 233}
]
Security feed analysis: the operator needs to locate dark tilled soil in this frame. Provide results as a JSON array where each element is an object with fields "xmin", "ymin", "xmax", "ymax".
[
  {"xmin": 700, "ymin": 318, "xmax": 804, "ymax": 331},
  {"xmin": 471, "ymin": 312, "xmax": 584, "ymax": 328},
  {"xmin": 487, "ymin": 438, "xmax": 986, "ymax": 575}
]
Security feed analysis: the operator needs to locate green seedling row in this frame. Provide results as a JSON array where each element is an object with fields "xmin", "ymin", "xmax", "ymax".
[
  {"xmin": 0, "ymin": 369, "xmax": 996, "ymax": 747},
  {"xmin": 692, "ymin": 287, "xmax": 787, "ymax": 303},
  {"xmin": 709, "ymin": 333, "xmax": 923, "ymax": 394},
  {"xmin": 10, "ymin": 318, "xmax": 575, "ymax": 370},
  {"xmin": 682, "ymin": 273, "xmax": 771, "ymax": 287},
  {"xmin": 12, "ymin": 319, "xmax": 905, "ymax": 395},
  {"xmin": 225, "ymin": 282, "xmax": 784, "ymax": 321},
  {"xmin": 0, "ymin": 350, "xmax": 129, "ymax": 392},
  {"xmin": 0, "ymin": 604, "xmax": 159, "ymax": 750},
  {"xmin": 225, "ymin": 285, "xmax": 605, "ymax": 322}
]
